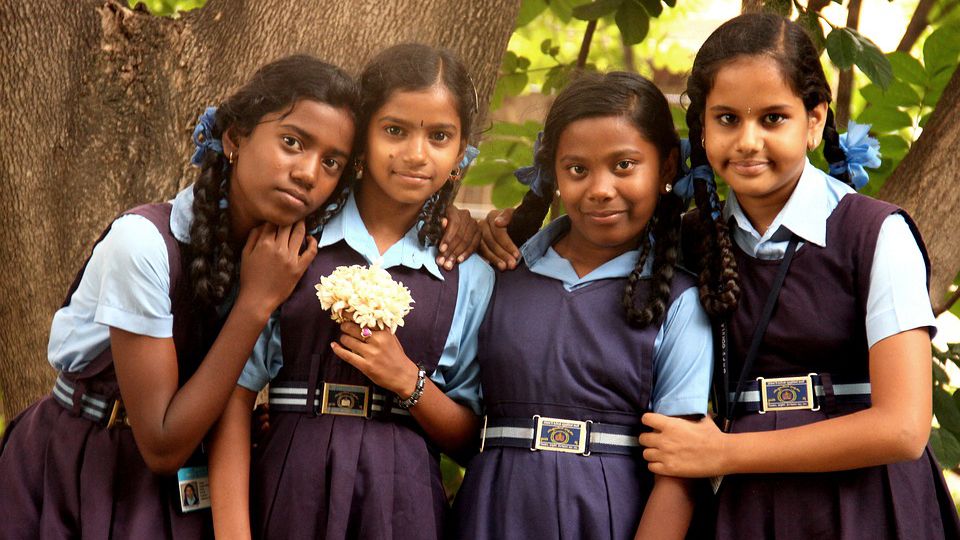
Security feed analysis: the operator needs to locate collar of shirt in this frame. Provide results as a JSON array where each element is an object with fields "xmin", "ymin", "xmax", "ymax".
[
  {"xmin": 722, "ymin": 158, "xmax": 853, "ymax": 257},
  {"xmin": 318, "ymin": 192, "xmax": 443, "ymax": 280},
  {"xmin": 520, "ymin": 215, "xmax": 653, "ymax": 292},
  {"xmin": 169, "ymin": 185, "xmax": 196, "ymax": 244}
]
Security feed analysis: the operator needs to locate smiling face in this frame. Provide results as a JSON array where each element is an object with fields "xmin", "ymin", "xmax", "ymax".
[
  {"xmin": 223, "ymin": 99, "xmax": 355, "ymax": 235},
  {"xmin": 704, "ymin": 55, "xmax": 826, "ymax": 214},
  {"xmin": 361, "ymin": 85, "xmax": 465, "ymax": 215},
  {"xmin": 555, "ymin": 115, "xmax": 668, "ymax": 259}
]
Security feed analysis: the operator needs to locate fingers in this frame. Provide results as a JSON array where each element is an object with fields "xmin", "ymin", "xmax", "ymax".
[
  {"xmin": 493, "ymin": 207, "xmax": 515, "ymax": 227},
  {"xmin": 339, "ymin": 321, "xmax": 362, "ymax": 339},
  {"xmin": 478, "ymin": 209, "xmax": 520, "ymax": 270},
  {"xmin": 330, "ymin": 342, "xmax": 365, "ymax": 369},
  {"xmin": 641, "ymin": 412, "xmax": 668, "ymax": 431},
  {"xmin": 243, "ymin": 225, "xmax": 264, "ymax": 258},
  {"xmin": 298, "ymin": 233, "xmax": 318, "ymax": 270},
  {"xmin": 287, "ymin": 220, "xmax": 306, "ymax": 253},
  {"xmin": 439, "ymin": 212, "xmax": 465, "ymax": 256}
]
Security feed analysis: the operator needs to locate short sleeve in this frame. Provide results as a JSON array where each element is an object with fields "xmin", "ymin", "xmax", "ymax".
[
  {"xmin": 92, "ymin": 214, "xmax": 173, "ymax": 337},
  {"xmin": 650, "ymin": 286, "xmax": 713, "ymax": 416},
  {"xmin": 237, "ymin": 312, "xmax": 285, "ymax": 392},
  {"xmin": 428, "ymin": 256, "xmax": 495, "ymax": 416},
  {"xmin": 865, "ymin": 213, "xmax": 936, "ymax": 347}
]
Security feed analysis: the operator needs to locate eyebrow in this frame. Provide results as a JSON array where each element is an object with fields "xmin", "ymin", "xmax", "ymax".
[
  {"xmin": 557, "ymin": 148, "xmax": 647, "ymax": 162},
  {"xmin": 708, "ymin": 104, "xmax": 794, "ymax": 112},
  {"xmin": 379, "ymin": 115, "xmax": 458, "ymax": 132}
]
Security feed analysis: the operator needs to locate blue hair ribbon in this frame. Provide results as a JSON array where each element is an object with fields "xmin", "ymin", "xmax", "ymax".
[
  {"xmin": 459, "ymin": 144, "xmax": 480, "ymax": 170},
  {"xmin": 191, "ymin": 106, "xmax": 224, "ymax": 167},
  {"xmin": 674, "ymin": 139, "xmax": 720, "ymax": 221},
  {"xmin": 828, "ymin": 120, "xmax": 881, "ymax": 191},
  {"xmin": 514, "ymin": 131, "xmax": 554, "ymax": 199}
]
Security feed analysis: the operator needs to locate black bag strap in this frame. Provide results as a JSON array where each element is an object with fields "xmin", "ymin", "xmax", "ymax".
[{"xmin": 721, "ymin": 236, "xmax": 799, "ymax": 431}]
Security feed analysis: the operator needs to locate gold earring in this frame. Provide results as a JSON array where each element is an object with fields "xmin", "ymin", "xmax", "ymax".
[
  {"xmin": 355, "ymin": 162, "xmax": 364, "ymax": 179},
  {"xmin": 228, "ymin": 151, "xmax": 236, "ymax": 165},
  {"xmin": 450, "ymin": 167, "xmax": 463, "ymax": 180}
]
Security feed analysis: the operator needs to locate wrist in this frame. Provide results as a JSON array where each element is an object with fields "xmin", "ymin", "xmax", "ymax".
[
  {"xmin": 716, "ymin": 432, "xmax": 737, "ymax": 475},
  {"xmin": 397, "ymin": 364, "xmax": 426, "ymax": 410},
  {"xmin": 232, "ymin": 293, "xmax": 273, "ymax": 326}
]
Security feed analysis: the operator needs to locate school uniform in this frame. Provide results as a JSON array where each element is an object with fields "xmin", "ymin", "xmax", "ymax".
[
  {"xmin": 712, "ymin": 160, "xmax": 960, "ymax": 539},
  {"xmin": 452, "ymin": 216, "xmax": 714, "ymax": 540},
  {"xmin": 0, "ymin": 186, "xmax": 216, "ymax": 539},
  {"xmin": 241, "ymin": 193, "xmax": 494, "ymax": 540}
]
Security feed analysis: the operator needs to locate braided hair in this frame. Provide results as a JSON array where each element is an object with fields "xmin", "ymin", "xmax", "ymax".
[
  {"xmin": 188, "ymin": 55, "xmax": 358, "ymax": 310},
  {"xmin": 511, "ymin": 71, "xmax": 684, "ymax": 328},
  {"xmin": 357, "ymin": 43, "xmax": 478, "ymax": 247},
  {"xmin": 683, "ymin": 12, "xmax": 849, "ymax": 318}
]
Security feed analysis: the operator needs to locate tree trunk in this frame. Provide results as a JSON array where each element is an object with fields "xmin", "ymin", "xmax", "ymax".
[
  {"xmin": 897, "ymin": 0, "xmax": 936, "ymax": 53},
  {"xmin": 878, "ymin": 66, "xmax": 960, "ymax": 306},
  {"xmin": 0, "ymin": 0, "xmax": 519, "ymax": 418},
  {"xmin": 834, "ymin": 0, "xmax": 862, "ymax": 129}
]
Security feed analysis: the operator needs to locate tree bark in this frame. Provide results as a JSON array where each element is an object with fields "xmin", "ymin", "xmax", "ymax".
[
  {"xmin": 0, "ymin": 0, "xmax": 519, "ymax": 417},
  {"xmin": 898, "ymin": 0, "xmax": 936, "ymax": 53},
  {"xmin": 834, "ymin": 0, "xmax": 862, "ymax": 129},
  {"xmin": 878, "ymin": 66, "xmax": 960, "ymax": 305}
]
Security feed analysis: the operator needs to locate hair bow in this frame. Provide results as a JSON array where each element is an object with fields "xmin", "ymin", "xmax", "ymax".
[
  {"xmin": 674, "ymin": 139, "xmax": 720, "ymax": 220},
  {"xmin": 459, "ymin": 144, "xmax": 480, "ymax": 170},
  {"xmin": 190, "ymin": 106, "xmax": 224, "ymax": 167},
  {"xmin": 513, "ymin": 131, "xmax": 554, "ymax": 199},
  {"xmin": 828, "ymin": 120, "xmax": 881, "ymax": 190}
]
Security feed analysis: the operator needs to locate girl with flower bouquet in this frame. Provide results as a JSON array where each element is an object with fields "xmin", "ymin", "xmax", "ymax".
[
  {"xmin": 478, "ymin": 13, "xmax": 960, "ymax": 539},
  {"xmin": 0, "ymin": 55, "xmax": 358, "ymax": 539},
  {"xmin": 209, "ymin": 43, "xmax": 494, "ymax": 540}
]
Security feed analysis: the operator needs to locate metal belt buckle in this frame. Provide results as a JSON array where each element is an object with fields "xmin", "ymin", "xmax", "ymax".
[
  {"xmin": 320, "ymin": 383, "xmax": 370, "ymax": 417},
  {"xmin": 757, "ymin": 373, "xmax": 819, "ymax": 413},
  {"xmin": 106, "ymin": 399, "xmax": 130, "ymax": 428},
  {"xmin": 532, "ymin": 415, "xmax": 591, "ymax": 455}
]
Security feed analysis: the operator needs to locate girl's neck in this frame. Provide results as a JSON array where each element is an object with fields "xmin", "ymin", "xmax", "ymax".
[
  {"xmin": 734, "ymin": 177, "xmax": 800, "ymax": 237},
  {"xmin": 355, "ymin": 181, "xmax": 424, "ymax": 255},
  {"xmin": 553, "ymin": 229, "xmax": 637, "ymax": 278}
]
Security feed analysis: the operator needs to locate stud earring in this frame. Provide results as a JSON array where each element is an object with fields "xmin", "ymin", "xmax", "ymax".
[
  {"xmin": 665, "ymin": 183, "xmax": 673, "ymax": 193},
  {"xmin": 450, "ymin": 167, "xmax": 463, "ymax": 180},
  {"xmin": 355, "ymin": 163, "xmax": 364, "ymax": 179}
]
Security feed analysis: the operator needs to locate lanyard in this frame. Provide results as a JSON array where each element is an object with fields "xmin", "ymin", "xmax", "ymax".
[{"xmin": 720, "ymin": 236, "xmax": 799, "ymax": 432}]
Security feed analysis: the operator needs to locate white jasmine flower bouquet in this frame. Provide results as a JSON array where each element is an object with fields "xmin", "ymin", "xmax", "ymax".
[{"xmin": 314, "ymin": 263, "xmax": 414, "ymax": 333}]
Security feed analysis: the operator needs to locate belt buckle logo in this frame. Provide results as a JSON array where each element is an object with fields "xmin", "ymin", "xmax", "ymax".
[
  {"xmin": 321, "ymin": 383, "xmax": 370, "ymax": 417},
  {"xmin": 757, "ymin": 373, "xmax": 819, "ymax": 413},
  {"xmin": 533, "ymin": 415, "xmax": 589, "ymax": 455}
]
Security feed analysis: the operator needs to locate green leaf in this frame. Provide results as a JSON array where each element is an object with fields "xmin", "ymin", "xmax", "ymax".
[
  {"xmin": 634, "ymin": 0, "xmax": 662, "ymax": 18},
  {"xmin": 492, "ymin": 176, "xmax": 531, "ymax": 208},
  {"xmin": 887, "ymin": 51, "xmax": 926, "ymax": 87},
  {"xmin": 861, "ymin": 80, "xmax": 920, "ymax": 109},
  {"xmin": 856, "ymin": 105, "xmax": 913, "ymax": 133},
  {"xmin": 875, "ymin": 134, "xmax": 909, "ymax": 161},
  {"xmin": 799, "ymin": 11, "xmax": 826, "ymax": 52},
  {"xmin": 930, "ymin": 428, "xmax": 960, "ymax": 469},
  {"xmin": 502, "ymin": 51, "xmax": 518, "ymax": 74},
  {"xmin": 919, "ymin": 111, "xmax": 933, "ymax": 128},
  {"xmin": 826, "ymin": 28, "xmax": 862, "ymax": 70},
  {"xmin": 572, "ymin": 0, "xmax": 623, "ymax": 20},
  {"xmin": 549, "ymin": 0, "xmax": 578, "ymax": 21},
  {"xmin": 462, "ymin": 160, "xmax": 515, "ymax": 186},
  {"xmin": 924, "ymin": 68, "xmax": 955, "ymax": 107},
  {"xmin": 935, "ymin": 385, "xmax": 960, "ymax": 433},
  {"xmin": 951, "ymin": 296, "xmax": 960, "ymax": 319},
  {"xmin": 854, "ymin": 34, "xmax": 893, "ymax": 90},
  {"xmin": 516, "ymin": 0, "xmax": 549, "ymax": 27},
  {"xmin": 543, "ymin": 64, "xmax": 574, "ymax": 94},
  {"xmin": 615, "ymin": 1, "xmax": 649, "ymax": 45},
  {"xmin": 517, "ymin": 56, "xmax": 531, "ymax": 70},
  {"xmin": 763, "ymin": 0, "xmax": 791, "ymax": 16},
  {"xmin": 662, "ymin": 0, "xmax": 676, "ymax": 6},
  {"xmin": 934, "ymin": 361, "xmax": 951, "ymax": 386},
  {"xmin": 491, "ymin": 72, "xmax": 529, "ymax": 108},
  {"xmin": 923, "ymin": 24, "xmax": 960, "ymax": 79},
  {"xmin": 540, "ymin": 39, "xmax": 553, "ymax": 55}
]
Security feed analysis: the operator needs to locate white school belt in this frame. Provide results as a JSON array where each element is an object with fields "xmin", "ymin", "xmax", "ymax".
[
  {"xmin": 729, "ymin": 373, "xmax": 871, "ymax": 413},
  {"xmin": 480, "ymin": 415, "xmax": 641, "ymax": 456},
  {"xmin": 268, "ymin": 382, "xmax": 411, "ymax": 418},
  {"xmin": 52, "ymin": 374, "xmax": 130, "ymax": 428}
]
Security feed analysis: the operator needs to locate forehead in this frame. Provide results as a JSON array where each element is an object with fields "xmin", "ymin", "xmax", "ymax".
[
  {"xmin": 262, "ymin": 99, "xmax": 354, "ymax": 141},
  {"xmin": 708, "ymin": 55, "xmax": 803, "ymax": 108},
  {"xmin": 375, "ymin": 85, "xmax": 461, "ymax": 126},
  {"xmin": 556, "ymin": 115, "xmax": 655, "ymax": 154}
]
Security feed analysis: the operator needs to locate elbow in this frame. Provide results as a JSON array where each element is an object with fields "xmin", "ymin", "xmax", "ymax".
[
  {"xmin": 888, "ymin": 423, "xmax": 928, "ymax": 462},
  {"xmin": 139, "ymin": 446, "xmax": 190, "ymax": 475}
]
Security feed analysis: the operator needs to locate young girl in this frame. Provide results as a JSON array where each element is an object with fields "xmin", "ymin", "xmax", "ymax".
[
  {"xmin": 0, "ymin": 55, "xmax": 358, "ymax": 539},
  {"xmin": 638, "ymin": 13, "xmax": 960, "ymax": 538},
  {"xmin": 209, "ymin": 43, "xmax": 494, "ymax": 539},
  {"xmin": 452, "ymin": 71, "xmax": 713, "ymax": 540}
]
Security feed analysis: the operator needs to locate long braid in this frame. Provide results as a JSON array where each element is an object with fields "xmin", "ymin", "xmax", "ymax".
[
  {"xmin": 686, "ymin": 105, "xmax": 740, "ymax": 318},
  {"xmin": 507, "ymin": 187, "xmax": 553, "ymax": 248},
  {"xmin": 622, "ymin": 192, "xmax": 683, "ymax": 327},
  {"xmin": 417, "ymin": 179, "xmax": 457, "ymax": 246},
  {"xmin": 188, "ymin": 153, "xmax": 235, "ymax": 308},
  {"xmin": 821, "ymin": 108, "xmax": 853, "ymax": 187}
]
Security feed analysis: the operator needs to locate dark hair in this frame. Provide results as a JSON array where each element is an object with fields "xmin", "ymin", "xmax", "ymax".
[
  {"xmin": 683, "ymin": 13, "xmax": 847, "ymax": 318},
  {"xmin": 188, "ymin": 54, "xmax": 358, "ymax": 309},
  {"xmin": 357, "ymin": 43, "xmax": 478, "ymax": 246},
  {"xmin": 509, "ymin": 71, "xmax": 683, "ymax": 328}
]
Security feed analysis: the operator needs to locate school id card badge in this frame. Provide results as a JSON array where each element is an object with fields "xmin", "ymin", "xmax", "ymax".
[{"xmin": 176, "ymin": 466, "xmax": 211, "ymax": 513}]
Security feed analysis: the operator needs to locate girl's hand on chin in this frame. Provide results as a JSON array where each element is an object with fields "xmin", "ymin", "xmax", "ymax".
[
  {"xmin": 237, "ymin": 220, "xmax": 317, "ymax": 318},
  {"xmin": 331, "ymin": 321, "xmax": 420, "ymax": 397},
  {"xmin": 639, "ymin": 413, "xmax": 728, "ymax": 478}
]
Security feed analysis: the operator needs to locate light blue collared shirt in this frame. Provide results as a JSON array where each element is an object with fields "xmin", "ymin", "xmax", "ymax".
[
  {"xmin": 518, "ymin": 217, "xmax": 714, "ymax": 416},
  {"xmin": 723, "ymin": 159, "xmax": 935, "ymax": 347},
  {"xmin": 49, "ymin": 186, "xmax": 198, "ymax": 372},
  {"xmin": 239, "ymin": 193, "xmax": 494, "ymax": 415}
]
